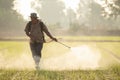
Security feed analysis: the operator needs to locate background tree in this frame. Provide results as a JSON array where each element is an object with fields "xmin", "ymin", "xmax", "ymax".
[{"xmin": 100, "ymin": 0, "xmax": 120, "ymax": 19}]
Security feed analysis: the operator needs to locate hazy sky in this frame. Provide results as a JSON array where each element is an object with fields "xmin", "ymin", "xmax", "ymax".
[{"xmin": 12, "ymin": 0, "xmax": 120, "ymax": 29}]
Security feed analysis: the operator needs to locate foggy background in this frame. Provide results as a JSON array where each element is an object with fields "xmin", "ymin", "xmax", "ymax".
[{"xmin": 0, "ymin": 0, "xmax": 120, "ymax": 37}]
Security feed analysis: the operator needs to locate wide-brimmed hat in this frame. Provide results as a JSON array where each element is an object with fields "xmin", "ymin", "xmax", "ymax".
[{"xmin": 30, "ymin": 13, "xmax": 38, "ymax": 18}]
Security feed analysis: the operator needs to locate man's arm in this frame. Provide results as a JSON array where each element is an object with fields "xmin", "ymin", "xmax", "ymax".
[
  {"xmin": 41, "ymin": 22, "xmax": 57, "ymax": 42},
  {"xmin": 24, "ymin": 22, "xmax": 31, "ymax": 37}
]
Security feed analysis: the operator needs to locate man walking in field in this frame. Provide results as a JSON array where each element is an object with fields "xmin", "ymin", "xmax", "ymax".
[{"xmin": 25, "ymin": 13, "xmax": 57, "ymax": 69}]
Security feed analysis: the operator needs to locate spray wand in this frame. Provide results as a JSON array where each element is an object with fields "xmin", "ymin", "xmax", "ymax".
[
  {"xmin": 45, "ymin": 38, "xmax": 71, "ymax": 49},
  {"xmin": 57, "ymin": 41, "xmax": 71, "ymax": 49}
]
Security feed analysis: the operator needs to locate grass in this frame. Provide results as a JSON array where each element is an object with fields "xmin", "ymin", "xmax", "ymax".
[
  {"xmin": 0, "ymin": 36, "xmax": 120, "ymax": 80},
  {"xmin": 0, "ymin": 41, "xmax": 28, "ymax": 58},
  {"xmin": 0, "ymin": 65, "xmax": 120, "ymax": 80}
]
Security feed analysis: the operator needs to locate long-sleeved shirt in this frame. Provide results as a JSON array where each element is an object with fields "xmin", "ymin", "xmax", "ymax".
[{"xmin": 25, "ymin": 20, "xmax": 53, "ymax": 43}]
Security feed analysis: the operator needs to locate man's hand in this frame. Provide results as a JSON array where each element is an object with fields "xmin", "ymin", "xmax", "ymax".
[
  {"xmin": 52, "ymin": 37, "xmax": 58, "ymax": 42},
  {"xmin": 28, "ymin": 34, "xmax": 35, "ymax": 41}
]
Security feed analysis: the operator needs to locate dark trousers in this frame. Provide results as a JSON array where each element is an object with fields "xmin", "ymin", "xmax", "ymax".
[{"xmin": 30, "ymin": 42, "xmax": 43, "ymax": 66}]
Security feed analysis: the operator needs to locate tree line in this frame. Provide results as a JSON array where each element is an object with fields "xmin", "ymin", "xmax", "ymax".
[{"xmin": 0, "ymin": 0, "xmax": 120, "ymax": 37}]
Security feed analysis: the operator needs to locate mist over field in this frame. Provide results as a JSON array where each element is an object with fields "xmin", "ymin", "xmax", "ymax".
[
  {"xmin": 0, "ymin": 45, "xmax": 102, "ymax": 70},
  {"xmin": 0, "ymin": 40, "xmax": 120, "ymax": 71}
]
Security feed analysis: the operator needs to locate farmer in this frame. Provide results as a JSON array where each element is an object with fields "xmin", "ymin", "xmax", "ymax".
[{"xmin": 25, "ymin": 13, "xmax": 57, "ymax": 69}]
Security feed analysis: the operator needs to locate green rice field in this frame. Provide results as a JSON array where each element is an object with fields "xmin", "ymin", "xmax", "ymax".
[{"xmin": 0, "ymin": 36, "xmax": 120, "ymax": 80}]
